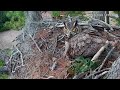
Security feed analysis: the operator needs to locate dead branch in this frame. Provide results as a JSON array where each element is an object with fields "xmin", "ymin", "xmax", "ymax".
[
  {"xmin": 98, "ymin": 46, "xmax": 115, "ymax": 71},
  {"xmin": 15, "ymin": 46, "xmax": 24, "ymax": 66},
  {"xmin": 50, "ymin": 57, "xmax": 57, "ymax": 71},
  {"xmin": 6, "ymin": 51, "xmax": 19, "ymax": 65},
  {"xmin": 89, "ymin": 18, "xmax": 114, "ymax": 31},
  {"xmin": 50, "ymin": 61, "xmax": 57, "ymax": 71},
  {"xmin": 52, "ymin": 36, "xmax": 58, "ymax": 55},
  {"xmin": 12, "ymin": 65, "xmax": 23, "ymax": 73},
  {"xmin": 93, "ymin": 71, "xmax": 109, "ymax": 79},
  {"xmin": 104, "ymin": 30, "xmax": 120, "ymax": 39},
  {"xmin": 64, "ymin": 73, "xmax": 70, "ymax": 79},
  {"xmin": 84, "ymin": 68, "xmax": 110, "ymax": 79},
  {"xmin": 73, "ymin": 72, "xmax": 88, "ymax": 79},
  {"xmin": 91, "ymin": 40, "xmax": 109, "ymax": 61},
  {"xmin": 40, "ymin": 76, "xmax": 56, "ymax": 79},
  {"xmin": 28, "ymin": 33, "xmax": 42, "ymax": 53}
]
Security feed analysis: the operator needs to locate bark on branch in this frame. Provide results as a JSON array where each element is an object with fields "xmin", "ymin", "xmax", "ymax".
[{"xmin": 91, "ymin": 40, "xmax": 109, "ymax": 61}]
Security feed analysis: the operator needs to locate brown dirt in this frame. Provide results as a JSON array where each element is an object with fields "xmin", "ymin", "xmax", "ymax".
[{"xmin": 0, "ymin": 30, "xmax": 22, "ymax": 49}]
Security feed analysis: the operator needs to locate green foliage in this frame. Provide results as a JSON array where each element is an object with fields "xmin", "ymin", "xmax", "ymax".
[
  {"xmin": 0, "ymin": 11, "xmax": 25, "ymax": 32},
  {"xmin": 52, "ymin": 11, "xmax": 60, "ymax": 17},
  {"xmin": 0, "ymin": 59, "xmax": 8, "ymax": 79},
  {"xmin": 70, "ymin": 56, "xmax": 98, "ymax": 74},
  {"xmin": 0, "ymin": 59, "xmax": 5, "ymax": 68},
  {"xmin": 66, "ymin": 11, "xmax": 88, "ymax": 21},
  {"xmin": 113, "ymin": 11, "xmax": 120, "ymax": 14},
  {"xmin": 113, "ymin": 11, "xmax": 120, "ymax": 25},
  {"xmin": 52, "ymin": 11, "xmax": 88, "ymax": 21},
  {"xmin": 0, "ymin": 11, "xmax": 9, "ymax": 32},
  {"xmin": 116, "ymin": 18, "xmax": 120, "ymax": 25},
  {"xmin": 0, "ymin": 74, "xmax": 8, "ymax": 79}
]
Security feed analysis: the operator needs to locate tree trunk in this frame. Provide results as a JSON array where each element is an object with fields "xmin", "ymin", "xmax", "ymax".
[
  {"xmin": 24, "ymin": 11, "xmax": 42, "ymax": 24},
  {"xmin": 23, "ymin": 11, "xmax": 43, "ymax": 36},
  {"xmin": 106, "ymin": 56, "xmax": 120, "ymax": 79},
  {"xmin": 92, "ymin": 11, "xmax": 105, "ymax": 21}
]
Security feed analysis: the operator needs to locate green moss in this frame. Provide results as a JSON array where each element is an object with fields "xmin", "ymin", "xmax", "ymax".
[{"xmin": 0, "ymin": 74, "xmax": 8, "ymax": 79}]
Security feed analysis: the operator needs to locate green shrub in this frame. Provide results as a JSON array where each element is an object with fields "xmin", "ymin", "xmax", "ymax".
[
  {"xmin": 70, "ymin": 56, "xmax": 98, "ymax": 74},
  {"xmin": 0, "ymin": 59, "xmax": 8, "ymax": 79},
  {"xmin": 52, "ymin": 11, "xmax": 60, "ymax": 17},
  {"xmin": 0, "ymin": 11, "xmax": 25, "ymax": 32},
  {"xmin": 0, "ymin": 11, "xmax": 9, "ymax": 32}
]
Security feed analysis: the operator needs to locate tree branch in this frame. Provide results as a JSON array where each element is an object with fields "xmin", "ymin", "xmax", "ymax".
[
  {"xmin": 29, "ymin": 33, "xmax": 42, "ymax": 53},
  {"xmin": 15, "ymin": 46, "xmax": 24, "ymax": 66},
  {"xmin": 84, "ymin": 68, "xmax": 110, "ymax": 79},
  {"xmin": 91, "ymin": 40, "xmax": 109, "ymax": 61},
  {"xmin": 98, "ymin": 46, "xmax": 115, "ymax": 71}
]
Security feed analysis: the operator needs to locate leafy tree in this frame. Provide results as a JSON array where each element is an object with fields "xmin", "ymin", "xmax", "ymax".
[{"xmin": 0, "ymin": 11, "xmax": 25, "ymax": 32}]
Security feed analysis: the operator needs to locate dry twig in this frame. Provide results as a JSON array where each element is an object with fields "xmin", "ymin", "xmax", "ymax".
[
  {"xmin": 15, "ymin": 46, "xmax": 24, "ymax": 66},
  {"xmin": 93, "ymin": 71, "xmax": 109, "ymax": 79},
  {"xmin": 29, "ymin": 33, "xmax": 42, "ymax": 53},
  {"xmin": 91, "ymin": 40, "xmax": 109, "ymax": 61},
  {"xmin": 84, "ymin": 68, "xmax": 110, "ymax": 79},
  {"xmin": 50, "ymin": 61, "xmax": 57, "ymax": 71},
  {"xmin": 73, "ymin": 72, "xmax": 88, "ymax": 79}
]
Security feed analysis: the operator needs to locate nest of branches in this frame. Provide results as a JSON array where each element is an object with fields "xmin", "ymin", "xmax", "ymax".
[{"xmin": 7, "ymin": 18, "xmax": 120, "ymax": 79}]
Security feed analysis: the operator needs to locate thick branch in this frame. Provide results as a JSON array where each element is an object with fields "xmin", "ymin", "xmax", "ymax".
[{"xmin": 91, "ymin": 40, "xmax": 109, "ymax": 61}]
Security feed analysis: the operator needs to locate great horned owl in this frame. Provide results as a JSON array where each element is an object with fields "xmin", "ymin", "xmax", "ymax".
[
  {"xmin": 62, "ymin": 17, "xmax": 107, "ymax": 59},
  {"xmin": 63, "ymin": 17, "xmax": 82, "ymax": 39}
]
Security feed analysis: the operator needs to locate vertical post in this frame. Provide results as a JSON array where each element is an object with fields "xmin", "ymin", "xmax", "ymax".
[{"xmin": 106, "ymin": 11, "xmax": 109, "ymax": 24}]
